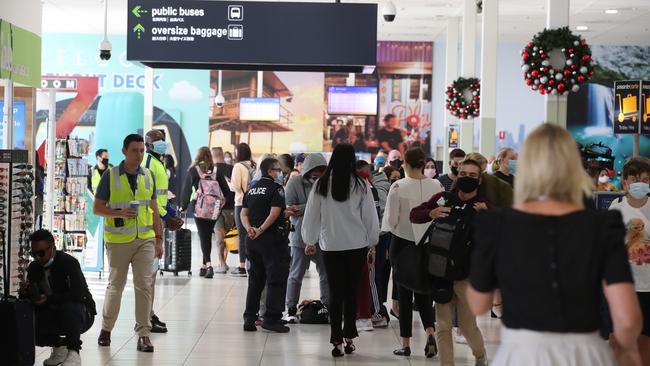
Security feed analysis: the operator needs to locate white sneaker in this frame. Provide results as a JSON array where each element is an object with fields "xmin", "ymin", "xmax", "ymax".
[
  {"xmin": 43, "ymin": 346, "xmax": 68, "ymax": 366},
  {"xmin": 371, "ymin": 314, "xmax": 388, "ymax": 328},
  {"xmin": 453, "ymin": 327, "xmax": 468, "ymax": 344},
  {"xmin": 356, "ymin": 318, "xmax": 374, "ymax": 332},
  {"xmin": 61, "ymin": 350, "xmax": 81, "ymax": 366}
]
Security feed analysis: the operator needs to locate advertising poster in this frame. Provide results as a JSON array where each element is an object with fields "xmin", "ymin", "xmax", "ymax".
[
  {"xmin": 208, "ymin": 71, "xmax": 324, "ymax": 155},
  {"xmin": 642, "ymin": 81, "xmax": 650, "ymax": 135},
  {"xmin": 448, "ymin": 125, "xmax": 459, "ymax": 148},
  {"xmin": 0, "ymin": 101, "xmax": 26, "ymax": 149},
  {"xmin": 613, "ymin": 80, "xmax": 641, "ymax": 134},
  {"xmin": 568, "ymin": 46, "xmax": 650, "ymax": 189}
]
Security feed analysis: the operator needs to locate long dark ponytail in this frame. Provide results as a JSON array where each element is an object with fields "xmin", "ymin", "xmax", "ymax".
[{"xmin": 316, "ymin": 144, "xmax": 364, "ymax": 202}]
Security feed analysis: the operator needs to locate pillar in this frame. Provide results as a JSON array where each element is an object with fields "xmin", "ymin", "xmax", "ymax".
[
  {"xmin": 443, "ymin": 17, "xmax": 460, "ymax": 172},
  {"xmin": 460, "ymin": 0, "xmax": 476, "ymax": 152},
  {"xmin": 545, "ymin": 0, "xmax": 569, "ymax": 128},
  {"xmin": 479, "ymin": 0, "xmax": 498, "ymax": 156},
  {"xmin": 143, "ymin": 67, "xmax": 154, "ymax": 132}
]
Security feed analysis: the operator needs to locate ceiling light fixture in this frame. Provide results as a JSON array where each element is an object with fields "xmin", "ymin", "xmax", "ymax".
[
  {"xmin": 605, "ymin": 9, "xmax": 619, "ymax": 14},
  {"xmin": 576, "ymin": 25, "xmax": 589, "ymax": 31}
]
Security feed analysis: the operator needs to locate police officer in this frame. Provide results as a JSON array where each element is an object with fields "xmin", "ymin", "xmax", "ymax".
[
  {"xmin": 241, "ymin": 157, "xmax": 297, "ymax": 333},
  {"xmin": 93, "ymin": 134, "xmax": 163, "ymax": 353},
  {"xmin": 143, "ymin": 129, "xmax": 183, "ymax": 333}
]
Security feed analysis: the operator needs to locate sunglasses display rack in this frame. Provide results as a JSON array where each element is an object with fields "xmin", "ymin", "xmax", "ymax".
[
  {"xmin": 44, "ymin": 138, "xmax": 89, "ymax": 255},
  {"xmin": 0, "ymin": 150, "xmax": 34, "ymax": 299}
]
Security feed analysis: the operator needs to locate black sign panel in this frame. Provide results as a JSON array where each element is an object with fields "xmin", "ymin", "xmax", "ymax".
[
  {"xmin": 127, "ymin": 0, "xmax": 377, "ymax": 73},
  {"xmin": 613, "ymin": 80, "xmax": 641, "ymax": 134},
  {"xmin": 642, "ymin": 81, "xmax": 650, "ymax": 135}
]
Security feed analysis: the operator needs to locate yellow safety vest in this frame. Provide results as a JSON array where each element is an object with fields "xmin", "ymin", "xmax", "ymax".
[
  {"xmin": 142, "ymin": 153, "xmax": 168, "ymax": 218},
  {"xmin": 104, "ymin": 165, "xmax": 156, "ymax": 243},
  {"xmin": 91, "ymin": 168, "xmax": 102, "ymax": 194}
]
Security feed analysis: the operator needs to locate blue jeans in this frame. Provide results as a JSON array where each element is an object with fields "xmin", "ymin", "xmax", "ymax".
[{"xmin": 286, "ymin": 245, "xmax": 329, "ymax": 309}]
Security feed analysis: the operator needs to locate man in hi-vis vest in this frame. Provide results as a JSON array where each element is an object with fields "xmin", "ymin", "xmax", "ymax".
[
  {"xmin": 143, "ymin": 129, "xmax": 183, "ymax": 334},
  {"xmin": 93, "ymin": 134, "xmax": 164, "ymax": 353}
]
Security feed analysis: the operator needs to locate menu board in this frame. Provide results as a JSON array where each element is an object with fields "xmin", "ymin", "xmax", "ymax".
[
  {"xmin": 239, "ymin": 97, "xmax": 280, "ymax": 121},
  {"xmin": 327, "ymin": 86, "xmax": 378, "ymax": 115}
]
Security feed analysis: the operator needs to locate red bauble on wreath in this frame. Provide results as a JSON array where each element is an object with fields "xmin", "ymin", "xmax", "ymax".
[
  {"xmin": 445, "ymin": 77, "xmax": 481, "ymax": 120},
  {"xmin": 521, "ymin": 27, "xmax": 593, "ymax": 96}
]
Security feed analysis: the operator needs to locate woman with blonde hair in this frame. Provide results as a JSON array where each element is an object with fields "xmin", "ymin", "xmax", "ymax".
[
  {"xmin": 467, "ymin": 123, "xmax": 642, "ymax": 366},
  {"xmin": 181, "ymin": 147, "xmax": 231, "ymax": 278},
  {"xmin": 491, "ymin": 147, "xmax": 517, "ymax": 187}
]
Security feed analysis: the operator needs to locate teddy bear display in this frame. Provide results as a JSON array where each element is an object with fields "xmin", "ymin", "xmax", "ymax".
[{"xmin": 625, "ymin": 218, "xmax": 650, "ymax": 265}]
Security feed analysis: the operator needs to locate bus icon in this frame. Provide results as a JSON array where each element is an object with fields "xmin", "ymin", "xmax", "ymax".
[{"xmin": 228, "ymin": 5, "xmax": 243, "ymax": 21}]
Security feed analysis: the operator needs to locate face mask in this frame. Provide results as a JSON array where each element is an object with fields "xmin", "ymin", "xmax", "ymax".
[
  {"xmin": 424, "ymin": 168, "xmax": 436, "ymax": 179},
  {"xmin": 374, "ymin": 157, "xmax": 386, "ymax": 167},
  {"xmin": 224, "ymin": 157, "xmax": 233, "ymax": 165},
  {"xmin": 507, "ymin": 160, "xmax": 517, "ymax": 175},
  {"xmin": 629, "ymin": 182, "xmax": 650, "ymax": 199},
  {"xmin": 43, "ymin": 248, "xmax": 55, "ymax": 268},
  {"xmin": 357, "ymin": 170, "xmax": 371, "ymax": 179},
  {"xmin": 275, "ymin": 171, "xmax": 285, "ymax": 184},
  {"xmin": 457, "ymin": 176, "xmax": 480, "ymax": 193},
  {"xmin": 101, "ymin": 158, "xmax": 109, "ymax": 167},
  {"xmin": 450, "ymin": 166, "xmax": 459, "ymax": 176},
  {"xmin": 151, "ymin": 140, "xmax": 167, "ymax": 155},
  {"xmin": 598, "ymin": 176, "xmax": 610, "ymax": 184},
  {"xmin": 390, "ymin": 159, "xmax": 403, "ymax": 168}
]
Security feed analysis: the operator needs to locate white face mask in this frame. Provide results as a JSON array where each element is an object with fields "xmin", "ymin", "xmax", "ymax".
[
  {"xmin": 598, "ymin": 175, "xmax": 610, "ymax": 184},
  {"xmin": 424, "ymin": 168, "xmax": 436, "ymax": 179}
]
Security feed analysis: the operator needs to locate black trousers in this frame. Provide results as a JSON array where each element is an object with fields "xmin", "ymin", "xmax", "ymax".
[
  {"xmin": 35, "ymin": 302, "xmax": 94, "ymax": 351},
  {"xmin": 243, "ymin": 233, "xmax": 290, "ymax": 324},
  {"xmin": 322, "ymin": 247, "xmax": 367, "ymax": 345},
  {"xmin": 235, "ymin": 206, "xmax": 247, "ymax": 264},
  {"xmin": 195, "ymin": 217, "xmax": 217, "ymax": 265},
  {"xmin": 390, "ymin": 235, "xmax": 435, "ymax": 338}
]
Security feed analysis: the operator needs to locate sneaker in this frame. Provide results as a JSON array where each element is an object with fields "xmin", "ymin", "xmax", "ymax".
[
  {"xmin": 454, "ymin": 328, "xmax": 468, "ymax": 344},
  {"xmin": 61, "ymin": 350, "xmax": 81, "ymax": 366},
  {"xmin": 284, "ymin": 306, "xmax": 298, "ymax": 324},
  {"xmin": 214, "ymin": 264, "xmax": 229, "ymax": 274},
  {"xmin": 371, "ymin": 314, "xmax": 388, "ymax": 328},
  {"xmin": 261, "ymin": 322, "xmax": 290, "ymax": 333},
  {"xmin": 205, "ymin": 266, "xmax": 214, "ymax": 279},
  {"xmin": 199, "ymin": 267, "xmax": 207, "ymax": 277},
  {"xmin": 243, "ymin": 321, "xmax": 257, "ymax": 332},
  {"xmin": 356, "ymin": 318, "xmax": 374, "ymax": 332},
  {"xmin": 43, "ymin": 345, "xmax": 68, "ymax": 366},
  {"xmin": 230, "ymin": 267, "xmax": 247, "ymax": 277},
  {"xmin": 151, "ymin": 315, "xmax": 167, "ymax": 328}
]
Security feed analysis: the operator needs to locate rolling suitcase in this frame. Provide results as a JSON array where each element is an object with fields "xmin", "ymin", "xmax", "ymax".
[
  {"xmin": 0, "ymin": 299, "xmax": 35, "ymax": 365},
  {"xmin": 161, "ymin": 227, "xmax": 192, "ymax": 276}
]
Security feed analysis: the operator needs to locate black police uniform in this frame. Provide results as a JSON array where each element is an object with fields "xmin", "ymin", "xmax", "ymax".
[{"xmin": 242, "ymin": 176, "xmax": 290, "ymax": 325}]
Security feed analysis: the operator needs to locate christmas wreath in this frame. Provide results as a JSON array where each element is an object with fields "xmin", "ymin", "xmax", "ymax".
[
  {"xmin": 445, "ymin": 77, "xmax": 481, "ymax": 120},
  {"xmin": 521, "ymin": 27, "xmax": 593, "ymax": 95}
]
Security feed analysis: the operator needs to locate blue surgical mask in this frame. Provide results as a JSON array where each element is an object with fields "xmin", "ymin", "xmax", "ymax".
[
  {"xmin": 629, "ymin": 182, "xmax": 650, "ymax": 199},
  {"xmin": 151, "ymin": 140, "xmax": 167, "ymax": 155},
  {"xmin": 43, "ymin": 250, "xmax": 55, "ymax": 268},
  {"xmin": 276, "ymin": 171, "xmax": 285, "ymax": 185},
  {"xmin": 507, "ymin": 160, "xmax": 517, "ymax": 175}
]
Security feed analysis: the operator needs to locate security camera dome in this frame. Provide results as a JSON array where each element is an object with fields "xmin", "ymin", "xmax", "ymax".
[{"xmin": 382, "ymin": 1, "xmax": 396, "ymax": 22}]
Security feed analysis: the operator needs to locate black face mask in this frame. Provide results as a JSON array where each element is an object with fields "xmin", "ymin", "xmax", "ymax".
[
  {"xmin": 101, "ymin": 158, "xmax": 109, "ymax": 167},
  {"xmin": 390, "ymin": 159, "xmax": 403, "ymax": 168},
  {"xmin": 457, "ymin": 176, "xmax": 479, "ymax": 193},
  {"xmin": 450, "ymin": 166, "xmax": 459, "ymax": 176}
]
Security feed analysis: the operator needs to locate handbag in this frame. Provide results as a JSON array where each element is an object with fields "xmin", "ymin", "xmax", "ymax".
[{"xmin": 392, "ymin": 235, "xmax": 433, "ymax": 295}]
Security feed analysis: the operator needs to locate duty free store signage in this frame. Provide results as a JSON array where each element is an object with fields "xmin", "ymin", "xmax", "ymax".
[
  {"xmin": 0, "ymin": 19, "xmax": 41, "ymax": 88},
  {"xmin": 127, "ymin": 0, "xmax": 377, "ymax": 72}
]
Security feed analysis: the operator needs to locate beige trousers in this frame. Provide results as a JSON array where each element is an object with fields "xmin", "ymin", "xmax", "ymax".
[
  {"xmin": 436, "ymin": 280, "xmax": 487, "ymax": 366},
  {"xmin": 102, "ymin": 238, "xmax": 155, "ymax": 337}
]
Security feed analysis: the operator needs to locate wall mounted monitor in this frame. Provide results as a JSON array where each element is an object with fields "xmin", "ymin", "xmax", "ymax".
[
  {"xmin": 327, "ymin": 86, "xmax": 378, "ymax": 115},
  {"xmin": 239, "ymin": 97, "xmax": 281, "ymax": 121}
]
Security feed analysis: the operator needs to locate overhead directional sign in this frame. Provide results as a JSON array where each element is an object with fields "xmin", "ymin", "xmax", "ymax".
[{"xmin": 126, "ymin": 0, "xmax": 377, "ymax": 73}]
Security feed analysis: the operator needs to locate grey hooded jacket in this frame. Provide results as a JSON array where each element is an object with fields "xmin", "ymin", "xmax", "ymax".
[{"xmin": 285, "ymin": 153, "xmax": 328, "ymax": 248}]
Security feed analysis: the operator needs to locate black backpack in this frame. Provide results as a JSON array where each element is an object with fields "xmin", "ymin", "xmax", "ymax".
[
  {"xmin": 297, "ymin": 300, "xmax": 329, "ymax": 324},
  {"xmin": 421, "ymin": 192, "xmax": 476, "ymax": 281}
]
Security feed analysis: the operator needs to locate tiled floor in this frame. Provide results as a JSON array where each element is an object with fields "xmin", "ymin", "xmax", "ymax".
[{"xmin": 36, "ymin": 228, "xmax": 502, "ymax": 365}]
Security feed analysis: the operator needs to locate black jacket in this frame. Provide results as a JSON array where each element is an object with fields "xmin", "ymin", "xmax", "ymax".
[
  {"xmin": 181, "ymin": 165, "xmax": 232, "ymax": 211},
  {"xmin": 26, "ymin": 251, "xmax": 96, "ymax": 314}
]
